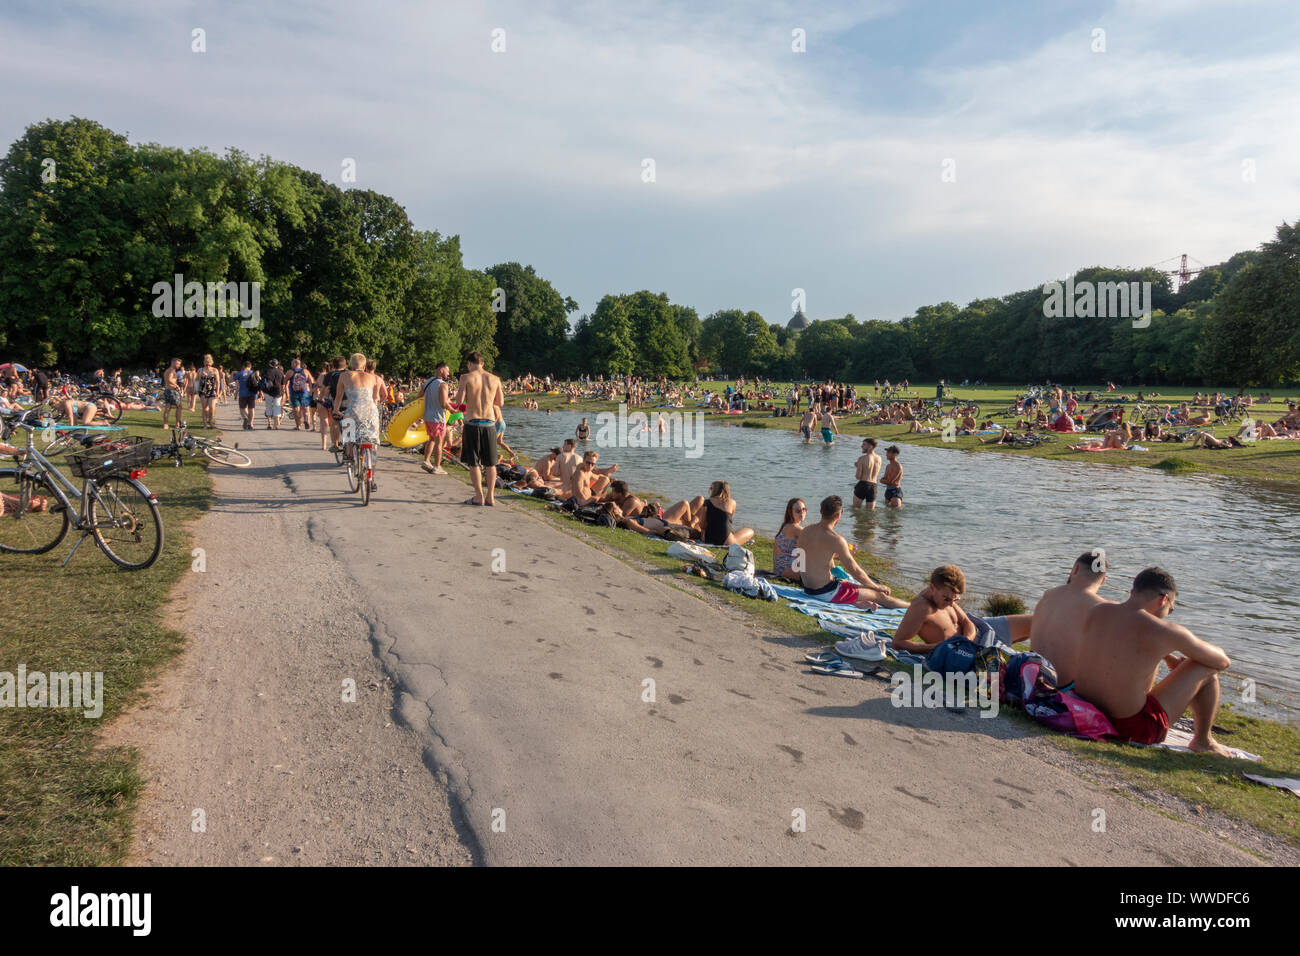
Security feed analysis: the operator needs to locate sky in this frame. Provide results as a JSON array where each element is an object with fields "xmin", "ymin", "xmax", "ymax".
[{"xmin": 3, "ymin": 0, "xmax": 1298, "ymax": 325}]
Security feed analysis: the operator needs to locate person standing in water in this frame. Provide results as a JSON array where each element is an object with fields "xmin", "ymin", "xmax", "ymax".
[
  {"xmin": 853, "ymin": 437, "xmax": 882, "ymax": 509},
  {"xmin": 819, "ymin": 405, "xmax": 839, "ymax": 444},
  {"xmin": 881, "ymin": 445, "xmax": 903, "ymax": 508},
  {"xmin": 576, "ymin": 417, "xmax": 591, "ymax": 442},
  {"xmin": 799, "ymin": 405, "xmax": 816, "ymax": 444}
]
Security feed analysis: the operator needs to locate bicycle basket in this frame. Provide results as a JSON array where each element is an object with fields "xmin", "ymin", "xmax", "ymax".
[{"xmin": 68, "ymin": 436, "xmax": 154, "ymax": 480}]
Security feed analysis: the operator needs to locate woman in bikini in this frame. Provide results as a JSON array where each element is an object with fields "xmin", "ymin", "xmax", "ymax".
[{"xmin": 772, "ymin": 498, "xmax": 806, "ymax": 582}]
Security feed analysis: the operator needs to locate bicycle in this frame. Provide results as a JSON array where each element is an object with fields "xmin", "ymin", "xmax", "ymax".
[
  {"xmin": 1010, "ymin": 432, "xmax": 1056, "ymax": 448},
  {"xmin": 0, "ymin": 405, "xmax": 163, "ymax": 570},
  {"xmin": 151, "ymin": 422, "xmax": 252, "ymax": 468},
  {"xmin": 335, "ymin": 415, "xmax": 376, "ymax": 505}
]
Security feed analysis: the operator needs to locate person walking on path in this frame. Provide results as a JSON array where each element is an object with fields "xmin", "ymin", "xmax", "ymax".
[{"xmin": 456, "ymin": 351, "xmax": 504, "ymax": 506}]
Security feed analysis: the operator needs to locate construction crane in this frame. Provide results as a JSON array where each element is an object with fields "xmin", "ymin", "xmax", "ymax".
[{"xmin": 1150, "ymin": 254, "xmax": 1208, "ymax": 291}]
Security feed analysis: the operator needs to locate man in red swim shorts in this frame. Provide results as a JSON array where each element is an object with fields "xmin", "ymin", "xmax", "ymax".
[
  {"xmin": 795, "ymin": 495, "xmax": 909, "ymax": 612},
  {"xmin": 1073, "ymin": 567, "xmax": 1233, "ymax": 755}
]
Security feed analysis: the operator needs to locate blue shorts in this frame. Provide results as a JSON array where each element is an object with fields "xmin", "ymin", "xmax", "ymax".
[
  {"xmin": 291, "ymin": 391, "xmax": 311, "ymax": 408},
  {"xmin": 495, "ymin": 420, "xmax": 505, "ymax": 435},
  {"xmin": 885, "ymin": 486, "xmax": 902, "ymax": 502},
  {"xmin": 821, "ymin": 428, "xmax": 834, "ymax": 443}
]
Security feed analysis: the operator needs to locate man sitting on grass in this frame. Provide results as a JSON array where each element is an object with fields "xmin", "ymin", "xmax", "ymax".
[
  {"xmin": 1074, "ymin": 568, "xmax": 1232, "ymax": 754},
  {"xmin": 797, "ymin": 495, "xmax": 906, "ymax": 609},
  {"xmin": 890, "ymin": 565, "xmax": 976, "ymax": 654},
  {"xmin": 1028, "ymin": 551, "xmax": 1112, "ymax": 686}
]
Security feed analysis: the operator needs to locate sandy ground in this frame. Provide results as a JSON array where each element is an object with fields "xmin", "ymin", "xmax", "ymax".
[{"xmin": 105, "ymin": 402, "xmax": 1279, "ymax": 866}]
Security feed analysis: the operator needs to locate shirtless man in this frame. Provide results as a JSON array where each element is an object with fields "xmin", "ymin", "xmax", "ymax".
[
  {"xmin": 532, "ymin": 447, "xmax": 563, "ymax": 485},
  {"xmin": 1028, "ymin": 551, "xmax": 1111, "ymax": 686},
  {"xmin": 599, "ymin": 480, "xmax": 645, "ymax": 518},
  {"xmin": 795, "ymin": 496, "xmax": 907, "ymax": 609},
  {"xmin": 799, "ymin": 406, "xmax": 815, "ymax": 444},
  {"xmin": 819, "ymin": 406, "xmax": 839, "ymax": 444},
  {"xmin": 456, "ymin": 351, "xmax": 504, "ymax": 506},
  {"xmin": 1074, "ymin": 567, "xmax": 1231, "ymax": 754},
  {"xmin": 570, "ymin": 450, "xmax": 617, "ymax": 502},
  {"xmin": 556, "ymin": 438, "xmax": 581, "ymax": 497},
  {"xmin": 891, "ymin": 565, "xmax": 976, "ymax": 653},
  {"xmin": 881, "ymin": 445, "xmax": 903, "ymax": 508},
  {"xmin": 160, "ymin": 358, "xmax": 183, "ymax": 429},
  {"xmin": 853, "ymin": 437, "xmax": 881, "ymax": 509}
]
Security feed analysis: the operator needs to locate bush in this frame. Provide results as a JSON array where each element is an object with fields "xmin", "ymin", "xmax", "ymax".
[
  {"xmin": 982, "ymin": 592, "xmax": 1027, "ymax": 616},
  {"xmin": 1152, "ymin": 456, "xmax": 1198, "ymax": 472}
]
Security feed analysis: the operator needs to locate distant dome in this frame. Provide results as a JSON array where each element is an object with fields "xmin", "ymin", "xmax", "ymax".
[{"xmin": 787, "ymin": 310, "xmax": 811, "ymax": 330}]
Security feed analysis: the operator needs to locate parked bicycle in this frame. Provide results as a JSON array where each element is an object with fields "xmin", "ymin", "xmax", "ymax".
[
  {"xmin": 152, "ymin": 422, "xmax": 252, "ymax": 468},
  {"xmin": 0, "ymin": 405, "xmax": 163, "ymax": 570}
]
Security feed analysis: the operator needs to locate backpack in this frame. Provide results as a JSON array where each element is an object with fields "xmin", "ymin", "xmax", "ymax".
[
  {"xmin": 724, "ymin": 544, "xmax": 755, "ymax": 575},
  {"xmin": 661, "ymin": 523, "xmax": 692, "ymax": 542},
  {"xmin": 1000, "ymin": 652, "xmax": 1060, "ymax": 707},
  {"xmin": 530, "ymin": 486, "xmax": 558, "ymax": 501},
  {"xmin": 290, "ymin": 368, "xmax": 309, "ymax": 392},
  {"xmin": 262, "ymin": 372, "xmax": 281, "ymax": 397},
  {"xmin": 246, "ymin": 370, "xmax": 262, "ymax": 394},
  {"xmin": 924, "ymin": 635, "xmax": 999, "ymax": 677}
]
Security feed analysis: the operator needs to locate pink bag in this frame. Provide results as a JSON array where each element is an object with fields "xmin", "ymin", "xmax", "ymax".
[{"xmin": 1024, "ymin": 690, "xmax": 1117, "ymax": 740}]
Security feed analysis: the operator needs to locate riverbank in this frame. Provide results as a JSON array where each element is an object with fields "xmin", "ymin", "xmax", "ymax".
[
  {"xmin": 0, "ymin": 411, "xmax": 212, "ymax": 864},
  {"xmin": 508, "ymin": 384, "xmax": 1300, "ymax": 485},
  {"xmin": 482, "ymin": 477, "xmax": 1300, "ymax": 853}
]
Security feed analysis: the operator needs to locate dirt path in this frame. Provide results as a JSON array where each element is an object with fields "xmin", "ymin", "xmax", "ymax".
[
  {"xmin": 108, "ymin": 403, "xmax": 1269, "ymax": 866},
  {"xmin": 104, "ymin": 406, "xmax": 474, "ymax": 866}
]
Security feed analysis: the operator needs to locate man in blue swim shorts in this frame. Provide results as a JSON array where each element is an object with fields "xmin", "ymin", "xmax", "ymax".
[
  {"xmin": 820, "ymin": 406, "xmax": 838, "ymax": 444},
  {"xmin": 882, "ymin": 445, "xmax": 903, "ymax": 508}
]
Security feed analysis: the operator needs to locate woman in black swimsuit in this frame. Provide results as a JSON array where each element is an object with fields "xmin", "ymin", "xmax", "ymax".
[{"xmin": 701, "ymin": 481, "xmax": 755, "ymax": 547}]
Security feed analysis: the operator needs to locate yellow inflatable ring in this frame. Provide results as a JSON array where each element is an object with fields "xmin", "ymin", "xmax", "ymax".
[{"xmin": 386, "ymin": 398, "xmax": 430, "ymax": 448}]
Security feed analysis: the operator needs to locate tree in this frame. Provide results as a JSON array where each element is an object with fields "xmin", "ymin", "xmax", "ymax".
[{"xmin": 486, "ymin": 262, "xmax": 576, "ymax": 376}]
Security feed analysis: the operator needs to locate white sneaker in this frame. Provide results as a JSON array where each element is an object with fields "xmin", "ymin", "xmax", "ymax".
[
  {"xmin": 433, "ymin": 466, "xmax": 447, "ymax": 475},
  {"xmin": 833, "ymin": 633, "xmax": 886, "ymax": 663}
]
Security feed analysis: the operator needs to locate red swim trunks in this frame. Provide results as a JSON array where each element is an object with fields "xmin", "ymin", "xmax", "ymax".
[
  {"xmin": 1108, "ymin": 694, "xmax": 1170, "ymax": 745},
  {"xmin": 424, "ymin": 421, "xmax": 447, "ymax": 438},
  {"xmin": 804, "ymin": 581, "xmax": 863, "ymax": 605}
]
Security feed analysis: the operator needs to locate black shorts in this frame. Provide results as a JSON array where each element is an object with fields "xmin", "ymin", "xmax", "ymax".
[
  {"xmin": 238, "ymin": 395, "xmax": 256, "ymax": 411},
  {"xmin": 162, "ymin": 387, "xmax": 181, "ymax": 407},
  {"xmin": 854, "ymin": 480, "xmax": 876, "ymax": 502},
  {"xmin": 461, "ymin": 422, "xmax": 499, "ymax": 469}
]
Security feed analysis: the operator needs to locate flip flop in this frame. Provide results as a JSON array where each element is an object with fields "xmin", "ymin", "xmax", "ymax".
[{"xmin": 463, "ymin": 498, "xmax": 483, "ymax": 506}]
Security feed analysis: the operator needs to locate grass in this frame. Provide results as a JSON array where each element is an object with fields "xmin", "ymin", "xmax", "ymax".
[
  {"xmin": 512, "ymin": 381, "xmax": 1300, "ymax": 485},
  {"xmin": 454, "ymin": 461, "xmax": 1300, "ymax": 853},
  {"xmin": 0, "ymin": 409, "xmax": 215, "ymax": 864}
]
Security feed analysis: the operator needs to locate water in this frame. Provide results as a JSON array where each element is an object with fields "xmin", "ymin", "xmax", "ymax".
[{"xmin": 503, "ymin": 407, "xmax": 1300, "ymax": 722}]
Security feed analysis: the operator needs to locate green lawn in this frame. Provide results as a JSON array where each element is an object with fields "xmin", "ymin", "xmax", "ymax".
[{"xmin": 0, "ymin": 409, "xmax": 216, "ymax": 864}]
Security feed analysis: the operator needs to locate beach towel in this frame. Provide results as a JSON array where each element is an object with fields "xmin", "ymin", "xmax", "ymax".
[
  {"xmin": 1153, "ymin": 727, "xmax": 1261, "ymax": 761},
  {"xmin": 1243, "ymin": 775, "xmax": 1300, "ymax": 796},
  {"xmin": 667, "ymin": 540, "xmax": 718, "ymax": 563}
]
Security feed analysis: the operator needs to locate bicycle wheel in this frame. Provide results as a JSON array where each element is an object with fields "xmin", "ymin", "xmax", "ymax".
[
  {"xmin": 344, "ymin": 445, "xmax": 360, "ymax": 493},
  {"xmin": 0, "ymin": 468, "xmax": 70, "ymax": 554},
  {"xmin": 87, "ymin": 475, "xmax": 163, "ymax": 570},
  {"xmin": 42, "ymin": 429, "xmax": 88, "ymax": 456},
  {"xmin": 360, "ymin": 447, "xmax": 373, "ymax": 506},
  {"xmin": 98, "ymin": 397, "xmax": 124, "ymax": 424},
  {"xmin": 200, "ymin": 443, "xmax": 252, "ymax": 468}
]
